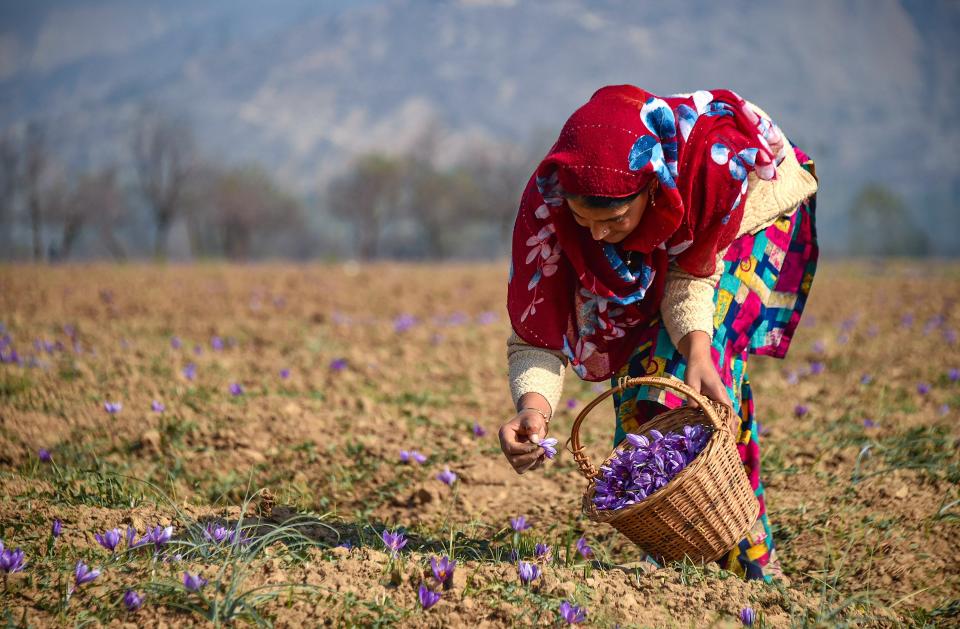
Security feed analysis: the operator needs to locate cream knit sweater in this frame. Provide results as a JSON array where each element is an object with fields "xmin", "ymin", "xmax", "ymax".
[{"xmin": 507, "ymin": 130, "xmax": 818, "ymax": 416}]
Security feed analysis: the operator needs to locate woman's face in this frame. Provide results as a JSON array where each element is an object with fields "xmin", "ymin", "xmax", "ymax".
[{"xmin": 566, "ymin": 187, "xmax": 651, "ymax": 244}]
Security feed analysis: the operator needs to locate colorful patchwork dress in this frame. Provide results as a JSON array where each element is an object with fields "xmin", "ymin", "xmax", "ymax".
[{"xmin": 611, "ymin": 148, "xmax": 818, "ymax": 582}]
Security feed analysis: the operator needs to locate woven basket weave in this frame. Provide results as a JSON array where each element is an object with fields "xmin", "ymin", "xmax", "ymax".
[{"xmin": 566, "ymin": 375, "xmax": 760, "ymax": 564}]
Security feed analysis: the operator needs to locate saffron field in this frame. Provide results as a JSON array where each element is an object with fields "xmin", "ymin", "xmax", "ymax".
[{"xmin": 0, "ymin": 261, "xmax": 958, "ymax": 627}]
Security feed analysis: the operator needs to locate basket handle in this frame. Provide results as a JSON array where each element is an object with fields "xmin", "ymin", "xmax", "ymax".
[{"xmin": 566, "ymin": 375, "xmax": 730, "ymax": 480}]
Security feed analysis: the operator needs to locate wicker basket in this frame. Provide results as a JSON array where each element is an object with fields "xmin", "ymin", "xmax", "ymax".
[{"xmin": 566, "ymin": 375, "xmax": 760, "ymax": 564}]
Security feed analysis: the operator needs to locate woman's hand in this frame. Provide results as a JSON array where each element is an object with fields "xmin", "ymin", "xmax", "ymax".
[
  {"xmin": 498, "ymin": 396, "xmax": 550, "ymax": 474},
  {"xmin": 678, "ymin": 331, "xmax": 732, "ymax": 410}
]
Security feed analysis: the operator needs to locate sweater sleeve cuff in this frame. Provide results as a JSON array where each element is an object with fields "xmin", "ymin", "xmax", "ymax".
[{"xmin": 507, "ymin": 332, "xmax": 566, "ymax": 417}]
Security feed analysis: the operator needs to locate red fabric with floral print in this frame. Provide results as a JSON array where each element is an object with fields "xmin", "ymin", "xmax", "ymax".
[{"xmin": 507, "ymin": 85, "xmax": 786, "ymax": 381}]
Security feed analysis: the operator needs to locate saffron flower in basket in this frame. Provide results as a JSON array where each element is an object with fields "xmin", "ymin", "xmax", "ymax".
[{"xmin": 592, "ymin": 425, "xmax": 711, "ymax": 511}]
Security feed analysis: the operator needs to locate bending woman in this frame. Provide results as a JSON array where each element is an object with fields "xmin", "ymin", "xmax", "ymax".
[{"xmin": 497, "ymin": 85, "xmax": 818, "ymax": 583}]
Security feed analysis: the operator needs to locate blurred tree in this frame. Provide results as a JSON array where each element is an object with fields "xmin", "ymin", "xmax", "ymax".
[
  {"xmin": 210, "ymin": 165, "xmax": 302, "ymax": 260},
  {"xmin": 0, "ymin": 131, "xmax": 19, "ymax": 253},
  {"xmin": 848, "ymin": 183, "xmax": 930, "ymax": 256},
  {"xmin": 22, "ymin": 122, "xmax": 47, "ymax": 261},
  {"xmin": 49, "ymin": 168, "xmax": 127, "ymax": 261},
  {"xmin": 407, "ymin": 162, "xmax": 476, "ymax": 258},
  {"xmin": 132, "ymin": 107, "xmax": 194, "ymax": 259},
  {"xmin": 328, "ymin": 154, "xmax": 404, "ymax": 260}
]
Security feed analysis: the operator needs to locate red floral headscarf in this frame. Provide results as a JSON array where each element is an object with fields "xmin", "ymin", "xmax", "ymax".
[{"xmin": 507, "ymin": 85, "xmax": 786, "ymax": 381}]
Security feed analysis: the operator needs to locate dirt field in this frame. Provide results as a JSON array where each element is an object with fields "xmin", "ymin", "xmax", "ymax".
[{"xmin": 0, "ymin": 260, "xmax": 958, "ymax": 627}]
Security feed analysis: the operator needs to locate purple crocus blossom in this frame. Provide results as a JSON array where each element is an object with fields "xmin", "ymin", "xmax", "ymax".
[
  {"xmin": 808, "ymin": 361, "xmax": 825, "ymax": 375},
  {"xmin": 863, "ymin": 418, "xmax": 876, "ymax": 428},
  {"xmin": 593, "ymin": 425, "xmax": 710, "ymax": 511},
  {"xmin": 123, "ymin": 589, "xmax": 143, "ymax": 611},
  {"xmin": 170, "ymin": 336, "xmax": 182, "ymax": 349},
  {"xmin": 939, "ymin": 404, "xmax": 950, "ymax": 416},
  {"xmin": 860, "ymin": 374, "xmax": 872, "ymax": 385},
  {"xmin": 203, "ymin": 523, "xmax": 231, "ymax": 544},
  {"xmin": 279, "ymin": 368, "xmax": 291, "ymax": 380},
  {"xmin": 794, "ymin": 404, "xmax": 809, "ymax": 417},
  {"xmin": 74, "ymin": 561, "xmax": 100, "ymax": 586},
  {"xmin": 95, "ymin": 528, "xmax": 122, "ymax": 552},
  {"xmin": 418, "ymin": 583, "xmax": 441, "ymax": 610},
  {"xmin": 211, "ymin": 336, "xmax": 224, "ymax": 351},
  {"xmin": 104, "ymin": 401, "xmax": 122, "ymax": 414},
  {"xmin": 436, "ymin": 467, "xmax": 457, "ymax": 486},
  {"xmin": 229, "ymin": 382, "xmax": 244, "ymax": 396},
  {"xmin": 52, "ymin": 519, "xmax": 62, "ymax": 538},
  {"xmin": 430, "ymin": 556, "xmax": 456, "ymax": 588},
  {"xmin": 400, "ymin": 450, "xmax": 427, "ymax": 464},
  {"xmin": 539, "ymin": 437, "xmax": 559, "ymax": 460},
  {"xmin": 510, "ymin": 516, "xmax": 530, "ymax": 532},
  {"xmin": 559, "ymin": 601, "xmax": 587, "ymax": 624},
  {"xmin": 740, "ymin": 606, "xmax": 756, "ymax": 626},
  {"xmin": 142, "ymin": 525, "xmax": 173, "ymax": 550},
  {"xmin": 518, "ymin": 561, "xmax": 540, "ymax": 585},
  {"xmin": 193, "ymin": 344, "xmax": 203, "ymax": 356},
  {"xmin": 125, "ymin": 527, "xmax": 138, "ymax": 549},
  {"xmin": 812, "ymin": 340, "xmax": 826, "ymax": 354},
  {"xmin": 901, "ymin": 314, "xmax": 914, "ymax": 328},
  {"xmin": 38, "ymin": 448, "xmax": 52, "ymax": 463},
  {"xmin": 534, "ymin": 543, "xmax": 552, "ymax": 561},
  {"xmin": 917, "ymin": 383, "xmax": 930, "ymax": 395},
  {"xmin": 472, "ymin": 422, "xmax": 486, "ymax": 437},
  {"xmin": 182, "ymin": 363, "xmax": 197, "ymax": 381},
  {"xmin": 182, "ymin": 571, "xmax": 207, "ymax": 592},
  {"xmin": 393, "ymin": 314, "xmax": 417, "ymax": 333},
  {"xmin": 151, "ymin": 400, "xmax": 165, "ymax": 413},
  {"xmin": 949, "ymin": 368, "xmax": 959, "ymax": 382},
  {"xmin": 0, "ymin": 543, "xmax": 26, "ymax": 574},
  {"xmin": 565, "ymin": 398, "xmax": 578, "ymax": 410},
  {"xmin": 329, "ymin": 358, "xmax": 348, "ymax": 372},
  {"xmin": 381, "ymin": 530, "xmax": 407, "ymax": 557},
  {"xmin": 477, "ymin": 311, "xmax": 497, "ymax": 325},
  {"xmin": 576, "ymin": 537, "xmax": 592, "ymax": 559}
]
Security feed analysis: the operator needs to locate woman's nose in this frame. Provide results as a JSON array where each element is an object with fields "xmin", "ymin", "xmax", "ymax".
[{"xmin": 590, "ymin": 222, "xmax": 608, "ymax": 241}]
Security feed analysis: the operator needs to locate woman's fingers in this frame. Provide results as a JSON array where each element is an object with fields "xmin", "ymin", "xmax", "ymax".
[{"xmin": 685, "ymin": 372, "xmax": 702, "ymax": 409}]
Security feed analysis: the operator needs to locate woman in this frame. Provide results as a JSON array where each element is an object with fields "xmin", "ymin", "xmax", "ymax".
[{"xmin": 497, "ymin": 85, "xmax": 818, "ymax": 583}]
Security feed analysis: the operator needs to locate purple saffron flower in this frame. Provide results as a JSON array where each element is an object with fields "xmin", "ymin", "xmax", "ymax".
[
  {"xmin": 381, "ymin": 530, "xmax": 407, "ymax": 557},
  {"xmin": 949, "ymin": 368, "xmax": 959, "ymax": 382},
  {"xmin": 193, "ymin": 344, "xmax": 203, "ymax": 356},
  {"xmin": 125, "ymin": 527, "xmax": 138, "ymax": 549},
  {"xmin": 510, "ymin": 516, "xmax": 530, "ymax": 532},
  {"xmin": 279, "ymin": 368, "xmax": 291, "ymax": 380},
  {"xmin": 576, "ymin": 537, "xmax": 592, "ymax": 559},
  {"xmin": 794, "ymin": 404, "xmax": 809, "ymax": 417},
  {"xmin": 946, "ymin": 329, "xmax": 958, "ymax": 344},
  {"xmin": 182, "ymin": 571, "xmax": 207, "ymax": 592},
  {"xmin": 393, "ymin": 314, "xmax": 417, "ymax": 333},
  {"xmin": 534, "ymin": 543, "xmax": 552, "ymax": 561},
  {"xmin": 867, "ymin": 324, "xmax": 879, "ymax": 337},
  {"xmin": 211, "ymin": 336, "xmax": 224, "ymax": 351},
  {"xmin": 104, "ymin": 401, "xmax": 122, "ymax": 414},
  {"xmin": 151, "ymin": 400, "xmax": 165, "ymax": 413},
  {"xmin": 228, "ymin": 382, "xmax": 244, "ymax": 396},
  {"xmin": 0, "ymin": 543, "xmax": 26, "ymax": 574},
  {"xmin": 436, "ymin": 467, "xmax": 457, "ymax": 486},
  {"xmin": 95, "ymin": 528, "xmax": 122, "ymax": 552},
  {"xmin": 123, "ymin": 589, "xmax": 143, "ymax": 611},
  {"xmin": 740, "ymin": 606, "xmax": 756, "ymax": 626},
  {"xmin": 518, "ymin": 561, "xmax": 540, "ymax": 585},
  {"xmin": 329, "ymin": 358, "xmax": 348, "ymax": 372},
  {"xmin": 939, "ymin": 404, "xmax": 950, "ymax": 416},
  {"xmin": 182, "ymin": 363, "xmax": 197, "ymax": 381},
  {"xmin": 917, "ymin": 383, "xmax": 930, "ymax": 395},
  {"xmin": 143, "ymin": 525, "xmax": 173, "ymax": 550},
  {"xmin": 418, "ymin": 583, "xmax": 441, "ymax": 610},
  {"xmin": 901, "ymin": 314, "xmax": 914, "ymax": 328},
  {"xmin": 863, "ymin": 418, "xmax": 876, "ymax": 428},
  {"xmin": 539, "ymin": 437, "xmax": 559, "ymax": 460},
  {"xmin": 472, "ymin": 422, "xmax": 486, "ymax": 437},
  {"xmin": 565, "ymin": 398, "xmax": 578, "ymax": 410},
  {"xmin": 52, "ymin": 519, "xmax": 62, "ymax": 538},
  {"xmin": 477, "ymin": 311, "xmax": 497, "ymax": 325},
  {"xmin": 400, "ymin": 450, "xmax": 427, "ymax": 464},
  {"xmin": 430, "ymin": 556, "xmax": 456, "ymax": 588},
  {"xmin": 38, "ymin": 448, "xmax": 52, "ymax": 463},
  {"xmin": 808, "ymin": 361, "xmax": 825, "ymax": 375},
  {"xmin": 170, "ymin": 336, "xmax": 182, "ymax": 349},
  {"xmin": 559, "ymin": 600, "xmax": 587, "ymax": 624},
  {"xmin": 812, "ymin": 340, "xmax": 826, "ymax": 354},
  {"xmin": 74, "ymin": 561, "xmax": 100, "ymax": 587},
  {"xmin": 204, "ymin": 523, "xmax": 231, "ymax": 544},
  {"xmin": 860, "ymin": 374, "xmax": 872, "ymax": 385}
]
